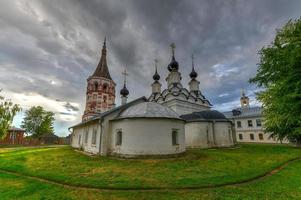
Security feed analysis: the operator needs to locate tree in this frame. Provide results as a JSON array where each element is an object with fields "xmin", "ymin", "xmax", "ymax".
[
  {"xmin": 250, "ymin": 18, "xmax": 301, "ymax": 146},
  {"xmin": 21, "ymin": 106, "xmax": 55, "ymax": 138},
  {"xmin": 0, "ymin": 90, "xmax": 21, "ymax": 139}
]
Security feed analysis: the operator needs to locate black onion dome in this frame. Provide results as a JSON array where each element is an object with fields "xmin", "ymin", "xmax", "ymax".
[
  {"xmin": 167, "ymin": 56, "xmax": 179, "ymax": 72},
  {"xmin": 153, "ymin": 70, "xmax": 160, "ymax": 81},
  {"xmin": 120, "ymin": 84, "xmax": 129, "ymax": 97},
  {"xmin": 189, "ymin": 67, "xmax": 198, "ymax": 79}
]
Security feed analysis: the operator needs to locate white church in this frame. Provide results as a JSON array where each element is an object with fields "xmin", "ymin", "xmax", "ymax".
[{"xmin": 70, "ymin": 39, "xmax": 235, "ymax": 157}]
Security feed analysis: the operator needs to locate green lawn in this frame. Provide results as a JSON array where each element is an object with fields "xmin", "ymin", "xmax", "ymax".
[{"xmin": 0, "ymin": 144, "xmax": 301, "ymax": 199}]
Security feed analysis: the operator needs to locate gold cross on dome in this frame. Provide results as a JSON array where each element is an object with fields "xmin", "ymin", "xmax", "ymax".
[
  {"xmin": 170, "ymin": 43, "xmax": 176, "ymax": 56},
  {"xmin": 122, "ymin": 69, "xmax": 128, "ymax": 84}
]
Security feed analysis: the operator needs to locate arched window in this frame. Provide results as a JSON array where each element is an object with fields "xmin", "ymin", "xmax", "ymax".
[
  {"xmin": 172, "ymin": 129, "xmax": 179, "ymax": 145},
  {"xmin": 84, "ymin": 129, "xmax": 89, "ymax": 144},
  {"xmin": 116, "ymin": 130, "xmax": 122, "ymax": 146},
  {"xmin": 92, "ymin": 128, "xmax": 97, "ymax": 145},
  {"xmin": 94, "ymin": 82, "xmax": 98, "ymax": 91},
  {"xmin": 103, "ymin": 84, "xmax": 108, "ymax": 92},
  {"xmin": 259, "ymin": 133, "xmax": 264, "ymax": 140},
  {"xmin": 78, "ymin": 135, "xmax": 81, "ymax": 145}
]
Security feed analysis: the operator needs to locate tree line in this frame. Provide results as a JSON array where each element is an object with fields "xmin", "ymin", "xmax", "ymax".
[{"xmin": 0, "ymin": 90, "xmax": 55, "ymax": 139}]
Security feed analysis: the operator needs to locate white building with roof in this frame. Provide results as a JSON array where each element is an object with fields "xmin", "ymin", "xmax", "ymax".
[
  {"xmin": 182, "ymin": 110, "xmax": 234, "ymax": 148},
  {"xmin": 223, "ymin": 91, "xmax": 288, "ymax": 144},
  {"xmin": 111, "ymin": 102, "xmax": 185, "ymax": 157},
  {"xmin": 70, "ymin": 41, "xmax": 235, "ymax": 157}
]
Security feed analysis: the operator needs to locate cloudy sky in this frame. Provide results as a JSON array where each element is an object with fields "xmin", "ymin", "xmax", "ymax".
[{"xmin": 0, "ymin": 0, "xmax": 300, "ymax": 136}]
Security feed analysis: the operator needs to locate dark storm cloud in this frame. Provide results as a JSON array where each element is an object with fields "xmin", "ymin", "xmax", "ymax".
[
  {"xmin": 64, "ymin": 102, "xmax": 79, "ymax": 112},
  {"xmin": 0, "ymin": 0, "xmax": 300, "ymax": 134}
]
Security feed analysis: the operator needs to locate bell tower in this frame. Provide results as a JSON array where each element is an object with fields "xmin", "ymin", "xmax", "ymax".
[
  {"xmin": 240, "ymin": 89, "xmax": 250, "ymax": 109},
  {"xmin": 82, "ymin": 38, "xmax": 116, "ymax": 121}
]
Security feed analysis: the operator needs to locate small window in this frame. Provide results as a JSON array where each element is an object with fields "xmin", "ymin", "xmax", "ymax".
[
  {"xmin": 237, "ymin": 121, "xmax": 242, "ymax": 128},
  {"xmin": 250, "ymin": 133, "xmax": 254, "ymax": 140},
  {"xmin": 256, "ymin": 119, "xmax": 262, "ymax": 127},
  {"xmin": 94, "ymin": 82, "xmax": 98, "ymax": 91},
  {"xmin": 172, "ymin": 130, "xmax": 179, "ymax": 145},
  {"xmin": 116, "ymin": 130, "xmax": 122, "ymax": 146},
  {"xmin": 248, "ymin": 120, "xmax": 253, "ymax": 127},
  {"xmin": 239, "ymin": 134, "xmax": 243, "ymax": 140},
  {"xmin": 78, "ymin": 135, "xmax": 81, "ymax": 145},
  {"xmin": 85, "ymin": 130, "xmax": 89, "ymax": 143},
  {"xmin": 103, "ymin": 84, "xmax": 108, "ymax": 92},
  {"xmin": 92, "ymin": 129, "xmax": 97, "ymax": 145},
  {"xmin": 103, "ymin": 96, "xmax": 107, "ymax": 103},
  {"xmin": 259, "ymin": 133, "xmax": 264, "ymax": 140}
]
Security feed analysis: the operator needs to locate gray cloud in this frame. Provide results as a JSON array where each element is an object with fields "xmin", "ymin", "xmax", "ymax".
[
  {"xmin": 64, "ymin": 102, "xmax": 79, "ymax": 112},
  {"xmin": 0, "ymin": 0, "xmax": 300, "ymax": 135}
]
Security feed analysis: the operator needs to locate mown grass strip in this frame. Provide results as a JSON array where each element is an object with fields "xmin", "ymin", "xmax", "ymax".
[{"xmin": 0, "ymin": 157, "xmax": 300, "ymax": 191}]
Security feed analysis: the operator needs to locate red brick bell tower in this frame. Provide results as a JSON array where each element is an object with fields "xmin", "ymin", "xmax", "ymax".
[{"xmin": 82, "ymin": 38, "xmax": 116, "ymax": 121}]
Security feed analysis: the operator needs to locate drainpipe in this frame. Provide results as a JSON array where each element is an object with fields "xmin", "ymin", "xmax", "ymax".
[
  {"xmin": 206, "ymin": 125, "xmax": 210, "ymax": 145},
  {"xmin": 212, "ymin": 121, "xmax": 217, "ymax": 146},
  {"xmin": 228, "ymin": 123, "xmax": 233, "ymax": 145},
  {"xmin": 231, "ymin": 120, "xmax": 237, "ymax": 144}
]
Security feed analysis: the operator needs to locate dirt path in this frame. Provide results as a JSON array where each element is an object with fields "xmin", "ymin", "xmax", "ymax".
[{"xmin": 0, "ymin": 157, "xmax": 300, "ymax": 192}]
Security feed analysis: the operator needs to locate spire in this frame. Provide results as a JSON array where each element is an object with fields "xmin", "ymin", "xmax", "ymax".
[
  {"xmin": 120, "ymin": 69, "xmax": 129, "ymax": 97},
  {"xmin": 241, "ymin": 89, "xmax": 246, "ymax": 97},
  {"xmin": 103, "ymin": 36, "xmax": 106, "ymax": 48},
  {"xmin": 189, "ymin": 54, "xmax": 198, "ymax": 79},
  {"xmin": 153, "ymin": 59, "xmax": 160, "ymax": 81},
  {"xmin": 167, "ymin": 43, "xmax": 179, "ymax": 72},
  {"xmin": 171, "ymin": 43, "xmax": 176, "ymax": 60},
  {"xmin": 92, "ymin": 37, "xmax": 112, "ymax": 80}
]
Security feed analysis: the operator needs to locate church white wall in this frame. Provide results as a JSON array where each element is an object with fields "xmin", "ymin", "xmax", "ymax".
[
  {"xmin": 214, "ymin": 122, "xmax": 234, "ymax": 147},
  {"xmin": 71, "ymin": 122, "xmax": 101, "ymax": 154},
  {"xmin": 71, "ymin": 128, "xmax": 81, "ymax": 148},
  {"xmin": 185, "ymin": 122, "xmax": 211, "ymax": 148},
  {"xmin": 110, "ymin": 118, "xmax": 185, "ymax": 157},
  {"xmin": 185, "ymin": 121, "xmax": 234, "ymax": 148}
]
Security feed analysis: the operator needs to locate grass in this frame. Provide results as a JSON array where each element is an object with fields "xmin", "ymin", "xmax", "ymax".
[
  {"xmin": 0, "ymin": 144, "xmax": 301, "ymax": 199},
  {"xmin": 1, "ymin": 159, "xmax": 301, "ymax": 200}
]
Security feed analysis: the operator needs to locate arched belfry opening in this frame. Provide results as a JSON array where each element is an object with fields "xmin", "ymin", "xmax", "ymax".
[
  {"xmin": 94, "ymin": 82, "xmax": 98, "ymax": 91},
  {"xmin": 103, "ymin": 83, "xmax": 108, "ymax": 92}
]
